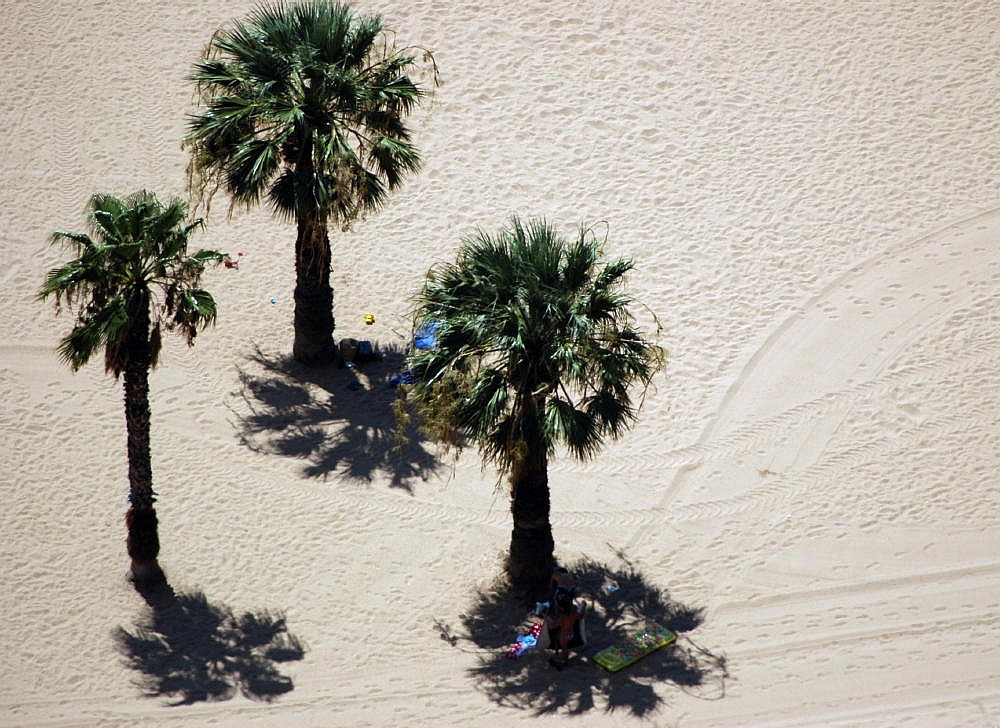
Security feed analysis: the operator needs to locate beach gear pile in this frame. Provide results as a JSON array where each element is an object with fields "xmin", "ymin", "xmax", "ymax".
[
  {"xmin": 390, "ymin": 320, "xmax": 440, "ymax": 387},
  {"xmin": 505, "ymin": 621, "xmax": 544, "ymax": 659}
]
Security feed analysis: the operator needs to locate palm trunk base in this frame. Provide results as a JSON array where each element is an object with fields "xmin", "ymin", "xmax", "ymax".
[
  {"xmin": 293, "ymin": 336, "xmax": 337, "ymax": 366},
  {"xmin": 126, "ymin": 507, "xmax": 165, "ymax": 585},
  {"xmin": 293, "ymin": 279, "xmax": 336, "ymax": 366},
  {"xmin": 127, "ymin": 558, "xmax": 166, "ymax": 586}
]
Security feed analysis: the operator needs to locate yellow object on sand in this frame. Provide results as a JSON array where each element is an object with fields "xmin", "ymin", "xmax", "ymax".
[{"xmin": 364, "ymin": 313, "xmax": 375, "ymax": 325}]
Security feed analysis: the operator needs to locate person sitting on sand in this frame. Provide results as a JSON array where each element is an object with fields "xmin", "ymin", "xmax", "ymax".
[
  {"xmin": 535, "ymin": 566, "xmax": 578, "ymax": 616},
  {"xmin": 550, "ymin": 566, "xmax": 576, "ymax": 599},
  {"xmin": 545, "ymin": 590, "xmax": 586, "ymax": 670}
]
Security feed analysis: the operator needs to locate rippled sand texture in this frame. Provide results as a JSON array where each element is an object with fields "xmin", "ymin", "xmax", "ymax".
[{"xmin": 1, "ymin": 1, "xmax": 998, "ymax": 726}]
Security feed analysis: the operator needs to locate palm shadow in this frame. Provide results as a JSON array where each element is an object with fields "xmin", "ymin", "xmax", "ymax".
[
  {"xmin": 113, "ymin": 580, "xmax": 306, "ymax": 705},
  {"xmin": 231, "ymin": 343, "xmax": 440, "ymax": 492},
  {"xmin": 435, "ymin": 553, "xmax": 727, "ymax": 717}
]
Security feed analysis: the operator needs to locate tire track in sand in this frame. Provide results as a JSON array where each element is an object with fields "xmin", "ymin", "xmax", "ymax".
[{"xmin": 635, "ymin": 205, "xmax": 1000, "ymax": 528}]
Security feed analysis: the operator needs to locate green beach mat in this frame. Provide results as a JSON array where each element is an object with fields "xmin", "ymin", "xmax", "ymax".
[{"xmin": 592, "ymin": 622, "xmax": 677, "ymax": 672}]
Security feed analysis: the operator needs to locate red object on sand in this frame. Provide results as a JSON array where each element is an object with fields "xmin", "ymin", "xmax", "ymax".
[{"xmin": 505, "ymin": 621, "xmax": 544, "ymax": 659}]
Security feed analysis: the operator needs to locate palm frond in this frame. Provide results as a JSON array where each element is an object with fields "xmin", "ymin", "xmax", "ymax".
[
  {"xmin": 229, "ymin": 137, "xmax": 282, "ymax": 204},
  {"xmin": 267, "ymin": 168, "xmax": 298, "ymax": 220},
  {"xmin": 169, "ymin": 288, "xmax": 219, "ymax": 345},
  {"xmin": 57, "ymin": 294, "xmax": 129, "ymax": 372}
]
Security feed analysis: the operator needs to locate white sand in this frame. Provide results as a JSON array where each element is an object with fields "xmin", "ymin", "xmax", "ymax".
[{"xmin": 2, "ymin": 1, "xmax": 999, "ymax": 725}]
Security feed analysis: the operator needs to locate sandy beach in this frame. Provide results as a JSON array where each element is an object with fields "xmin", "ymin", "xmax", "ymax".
[{"xmin": 2, "ymin": 1, "xmax": 999, "ymax": 725}]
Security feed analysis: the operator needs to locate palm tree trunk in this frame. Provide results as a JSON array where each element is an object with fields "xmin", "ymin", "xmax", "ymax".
[
  {"xmin": 123, "ymin": 297, "xmax": 164, "ymax": 585},
  {"xmin": 292, "ymin": 210, "xmax": 336, "ymax": 366},
  {"xmin": 507, "ymin": 448, "xmax": 555, "ymax": 598}
]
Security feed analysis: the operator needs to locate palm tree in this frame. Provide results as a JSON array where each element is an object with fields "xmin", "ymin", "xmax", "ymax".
[
  {"xmin": 186, "ymin": 0, "xmax": 434, "ymax": 365},
  {"xmin": 405, "ymin": 217, "xmax": 663, "ymax": 597},
  {"xmin": 38, "ymin": 191, "xmax": 222, "ymax": 585}
]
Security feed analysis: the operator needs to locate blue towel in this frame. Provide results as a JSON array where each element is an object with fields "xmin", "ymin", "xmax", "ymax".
[{"xmin": 413, "ymin": 321, "xmax": 439, "ymax": 350}]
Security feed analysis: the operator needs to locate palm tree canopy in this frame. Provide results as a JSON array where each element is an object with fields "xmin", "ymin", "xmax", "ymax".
[
  {"xmin": 408, "ymin": 217, "xmax": 664, "ymax": 473},
  {"xmin": 38, "ymin": 191, "xmax": 222, "ymax": 375},
  {"xmin": 186, "ymin": 0, "xmax": 432, "ymax": 225}
]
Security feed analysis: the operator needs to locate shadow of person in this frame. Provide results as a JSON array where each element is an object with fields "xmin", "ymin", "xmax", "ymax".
[
  {"xmin": 113, "ymin": 580, "xmax": 306, "ymax": 705},
  {"xmin": 230, "ymin": 344, "xmax": 440, "ymax": 492},
  {"xmin": 434, "ymin": 554, "xmax": 727, "ymax": 717}
]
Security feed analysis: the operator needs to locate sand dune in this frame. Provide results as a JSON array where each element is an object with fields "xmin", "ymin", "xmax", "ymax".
[{"xmin": 2, "ymin": 1, "xmax": 998, "ymax": 726}]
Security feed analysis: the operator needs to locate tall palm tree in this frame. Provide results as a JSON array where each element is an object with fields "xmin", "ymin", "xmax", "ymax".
[
  {"xmin": 406, "ymin": 217, "xmax": 663, "ymax": 596},
  {"xmin": 38, "ymin": 191, "xmax": 222, "ymax": 585},
  {"xmin": 186, "ymin": 0, "xmax": 433, "ymax": 365}
]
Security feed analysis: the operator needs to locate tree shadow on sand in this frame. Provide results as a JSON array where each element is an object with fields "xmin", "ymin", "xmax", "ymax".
[
  {"xmin": 231, "ymin": 343, "xmax": 440, "ymax": 492},
  {"xmin": 434, "ymin": 553, "xmax": 728, "ymax": 717},
  {"xmin": 113, "ymin": 581, "xmax": 306, "ymax": 705}
]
